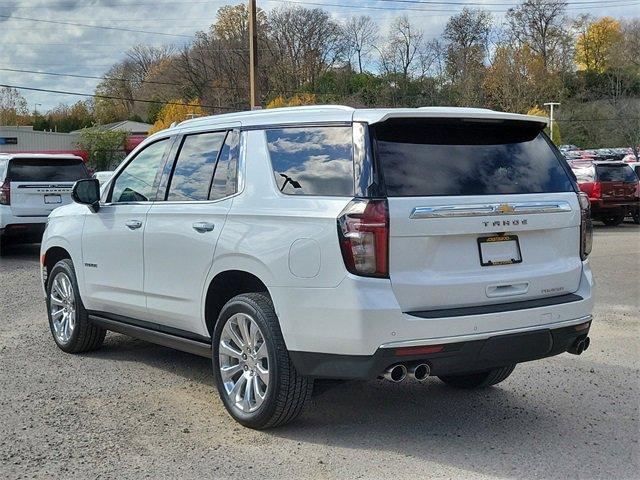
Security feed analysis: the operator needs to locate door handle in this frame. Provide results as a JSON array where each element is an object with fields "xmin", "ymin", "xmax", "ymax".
[
  {"xmin": 125, "ymin": 220, "xmax": 143, "ymax": 230},
  {"xmin": 192, "ymin": 221, "xmax": 215, "ymax": 233}
]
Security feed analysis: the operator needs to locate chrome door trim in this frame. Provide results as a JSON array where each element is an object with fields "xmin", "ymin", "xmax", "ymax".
[{"xmin": 410, "ymin": 201, "xmax": 572, "ymax": 219}]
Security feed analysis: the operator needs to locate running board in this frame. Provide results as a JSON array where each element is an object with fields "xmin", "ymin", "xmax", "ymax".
[{"xmin": 89, "ymin": 314, "xmax": 212, "ymax": 358}]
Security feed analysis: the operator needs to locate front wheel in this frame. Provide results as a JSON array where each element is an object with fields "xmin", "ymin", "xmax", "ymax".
[
  {"xmin": 46, "ymin": 259, "xmax": 106, "ymax": 353},
  {"xmin": 212, "ymin": 293, "xmax": 313, "ymax": 429},
  {"xmin": 438, "ymin": 365, "xmax": 516, "ymax": 389}
]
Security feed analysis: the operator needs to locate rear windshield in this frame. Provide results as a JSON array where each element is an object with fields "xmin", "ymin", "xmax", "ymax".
[
  {"xmin": 8, "ymin": 158, "xmax": 89, "ymax": 182},
  {"xmin": 372, "ymin": 119, "xmax": 574, "ymax": 197},
  {"xmin": 595, "ymin": 164, "xmax": 637, "ymax": 182}
]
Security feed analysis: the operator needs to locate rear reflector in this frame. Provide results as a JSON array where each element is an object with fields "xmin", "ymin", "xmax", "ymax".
[{"xmin": 395, "ymin": 345, "xmax": 444, "ymax": 357}]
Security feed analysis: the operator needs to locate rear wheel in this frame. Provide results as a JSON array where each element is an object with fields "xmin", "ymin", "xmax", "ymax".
[
  {"xmin": 212, "ymin": 293, "xmax": 313, "ymax": 429},
  {"xmin": 632, "ymin": 209, "xmax": 639, "ymax": 225},
  {"xmin": 438, "ymin": 365, "xmax": 516, "ymax": 389},
  {"xmin": 601, "ymin": 213, "xmax": 625, "ymax": 226},
  {"xmin": 46, "ymin": 259, "xmax": 106, "ymax": 353}
]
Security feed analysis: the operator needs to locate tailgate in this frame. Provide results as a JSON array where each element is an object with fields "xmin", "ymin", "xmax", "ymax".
[
  {"xmin": 388, "ymin": 193, "xmax": 582, "ymax": 311},
  {"xmin": 599, "ymin": 181, "xmax": 637, "ymax": 202},
  {"xmin": 10, "ymin": 182, "xmax": 75, "ymax": 217},
  {"xmin": 371, "ymin": 117, "xmax": 582, "ymax": 313}
]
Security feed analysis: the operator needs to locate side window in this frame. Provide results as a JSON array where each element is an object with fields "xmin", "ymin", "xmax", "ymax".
[
  {"xmin": 167, "ymin": 131, "xmax": 226, "ymax": 201},
  {"xmin": 209, "ymin": 130, "xmax": 240, "ymax": 200},
  {"xmin": 265, "ymin": 126, "xmax": 354, "ymax": 196},
  {"xmin": 110, "ymin": 139, "xmax": 168, "ymax": 203}
]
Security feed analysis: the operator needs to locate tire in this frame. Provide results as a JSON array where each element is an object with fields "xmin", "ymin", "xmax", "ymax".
[
  {"xmin": 633, "ymin": 210, "xmax": 640, "ymax": 225},
  {"xmin": 438, "ymin": 365, "xmax": 516, "ymax": 389},
  {"xmin": 212, "ymin": 293, "xmax": 313, "ymax": 429},
  {"xmin": 601, "ymin": 213, "xmax": 625, "ymax": 226},
  {"xmin": 0, "ymin": 234, "xmax": 6, "ymax": 257},
  {"xmin": 46, "ymin": 258, "xmax": 106, "ymax": 353}
]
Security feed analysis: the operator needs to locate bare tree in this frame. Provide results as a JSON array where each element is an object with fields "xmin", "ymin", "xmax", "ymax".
[
  {"xmin": 267, "ymin": 7, "xmax": 346, "ymax": 92},
  {"xmin": 379, "ymin": 16, "xmax": 424, "ymax": 81},
  {"xmin": 506, "ymin": 0, "xmax": 569, "ymax": 72},
  {"xmin": 443, "ymin": 8, "xmax": 492, "ymax": 105},
  {"xmin": 343, "ymin": 16, "xmax": 377, "ymax": 74}
]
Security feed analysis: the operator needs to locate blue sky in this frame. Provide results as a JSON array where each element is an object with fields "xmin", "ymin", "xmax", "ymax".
[{"xmin": 1, "ymin": 0, "xmax": 639, "ymax": 113}]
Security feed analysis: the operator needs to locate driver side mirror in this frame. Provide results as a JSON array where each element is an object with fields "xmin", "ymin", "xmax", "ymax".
[{"xmin": 72, "ymin": 178, "xmax": 101, "ymax": 213}]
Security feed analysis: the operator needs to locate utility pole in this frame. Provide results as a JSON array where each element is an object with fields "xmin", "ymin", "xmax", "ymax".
[
  {"xmin": 544, "ymin": 102, "xmax": 560, "ymax": 142},
  {"xmin": 248, "ymin": 0, "xmax": 260, "ymax": 109}
]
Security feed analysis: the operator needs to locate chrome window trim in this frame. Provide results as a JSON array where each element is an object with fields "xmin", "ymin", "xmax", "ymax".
[
  {"xmin": 410, "ymin": 200, "xmax": 573, "ymax": 219},
  {"xmin": 100, "ymin": 132, "xmax": 247, "ymax": 207}
]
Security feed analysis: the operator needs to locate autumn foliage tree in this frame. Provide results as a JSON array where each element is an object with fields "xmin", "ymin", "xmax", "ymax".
[
  {"xmin": 149, "ymin": 101, "xmax": 206, "ymax": 134},
  {"xmin": 575, "ymin": 16, "xmax": 624, "ymax": 73}
]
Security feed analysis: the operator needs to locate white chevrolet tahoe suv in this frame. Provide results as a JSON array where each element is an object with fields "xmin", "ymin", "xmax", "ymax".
[
  {"xmin": 40, "ymin": 106, "xmax": 595, "ymax": 429},
  {"xmin": 0, "ymin": 154, "xmax": 89, "ymax": 255}
]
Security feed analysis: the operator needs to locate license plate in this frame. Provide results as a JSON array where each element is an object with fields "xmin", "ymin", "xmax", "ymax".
[
  {"xmin": 44, "ymin": 194, "xmax": 62, "ymax": 204},
  {"xmin": 477, "ymin": 235, "xmax": 522, "ymax": 266}
]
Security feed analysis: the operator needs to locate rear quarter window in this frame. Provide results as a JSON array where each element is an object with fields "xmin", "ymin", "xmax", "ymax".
[
  {"xmin": 373, "ymin": 119, "xmax": 574, "ymax": 197},
  {"xmin": 265, "ymin": 126, "xmax": 354, "ymax": 196},
  {"xmin": 8, "ymin": 158, "xmax": 89, "ymax": 182}
]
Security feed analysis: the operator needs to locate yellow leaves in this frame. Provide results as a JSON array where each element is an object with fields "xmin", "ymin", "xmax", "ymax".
[
  {"xmin": 575, "ymin": 17, "xmax": 624, "ymax": 73},
  {"xmin": 266, "ymin": 93, "xmax": 316, "ymax": 109},
  {"xmin": 149, "ymin": 100, "xmax": 206, "ymax": 134},
  {"xmin": 526, "ymin": 106, "xmax": 547, "ymax": 117}
]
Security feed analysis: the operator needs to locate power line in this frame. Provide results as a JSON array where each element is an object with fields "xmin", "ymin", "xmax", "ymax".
[
  {"xmin": 0, "ymin": 83, "xmax": 238, "ymax": 111},
  {"xmin": 377, "ymin": 0, "xmax": 637, "ymax": 6},
  {"xmin": 0, "ymin": 67, "xmax": 241, "ymax": 90},
  {"xmin": 266, "ymin": 0, "xmax": 640, "ymax": 13},
  {"xmin": 0, "ymin": 14, "xmax": 195, "ymax": 38},
  {"xmin": 0, "ymin": 0, "xmax": 633, "ymax": 7}
]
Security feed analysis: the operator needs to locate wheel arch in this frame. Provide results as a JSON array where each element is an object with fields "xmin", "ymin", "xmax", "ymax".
[
  {"xmin": 203, "ymin": 269, "xmax": 272, "ymax": 337},
  {"xmin": 42, "ymin": 245, "xmax": 73, "ymax": 288}
]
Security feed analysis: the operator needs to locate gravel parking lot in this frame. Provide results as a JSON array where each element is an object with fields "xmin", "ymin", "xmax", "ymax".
[{"xmin": 1, "ymin": 224, "xmax": 638, "ymax": 480}]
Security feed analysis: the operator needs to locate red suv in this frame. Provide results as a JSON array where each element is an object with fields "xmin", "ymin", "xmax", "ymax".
[{"xmin": 572, "ymin": 162, "xmax": 639, "ymax": 226}]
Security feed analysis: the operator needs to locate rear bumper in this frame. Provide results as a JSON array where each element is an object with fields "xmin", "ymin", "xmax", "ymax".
[
  {"xmin": 590, "ymin": 199, "xmax": 638, "ymax": 214},
  {"xmin": 290, "ymin": 316, "xmax": 592, "ymax": 379},
  {"xmin": 0, "ymin": 221, "xmax": 46, "ymax": 240},
  {"xmin": 271, "ymin": 262, "xmax": 594, "ymax": 357}
]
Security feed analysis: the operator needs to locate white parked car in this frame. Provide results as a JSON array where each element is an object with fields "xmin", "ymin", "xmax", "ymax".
[
  {"xmin": 0, "ymin": 153, "xmax": 90, "ymax": 255},
  {"xmin": 91, "ymin": 170, "xmax": 114, "ymax": 185},
  {"xmin": 40, "ymin": 106, "xmax": 595, "ymax": 428}
]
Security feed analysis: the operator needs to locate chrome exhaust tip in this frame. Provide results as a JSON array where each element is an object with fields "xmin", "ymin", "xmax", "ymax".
[
  {"xmin": 383, "ymin": 364, "xmax": 407, "ymax": 382},
  {"xmin": 410, "ymin": 363, "xmax": 431, "ymax": 382}
]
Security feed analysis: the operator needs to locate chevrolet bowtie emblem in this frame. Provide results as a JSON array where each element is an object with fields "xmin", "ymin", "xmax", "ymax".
[{"xmin": 496, "ymin": 203, "xmax": 515, "ymax": 214}]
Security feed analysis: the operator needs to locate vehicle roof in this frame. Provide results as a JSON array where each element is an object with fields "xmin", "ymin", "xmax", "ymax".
[
  {"xmin": 156, "ymin": 105, "xmax": 548, "ymax": 139},
  {"xmin": 0, "ymin": 153, "xmax": 84, "ymax": 161}
]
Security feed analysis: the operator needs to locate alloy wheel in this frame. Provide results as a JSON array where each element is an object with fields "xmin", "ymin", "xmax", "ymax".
[
  {"xmin": 218, "ymin": 313, "xmax": 270, "ymax": 413},
  {"xmin": 49, "ymin": 272, "xmax": 77, "ymax": 344}
]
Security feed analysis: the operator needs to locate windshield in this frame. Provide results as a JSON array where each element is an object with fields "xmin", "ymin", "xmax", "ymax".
[
  {"xmin": 372, "ymin": 119, "xmax": 574, "ymax": 197},
  {"xmin": 8, "ymin": 158, "xmax": 89, "ymax": 182}
]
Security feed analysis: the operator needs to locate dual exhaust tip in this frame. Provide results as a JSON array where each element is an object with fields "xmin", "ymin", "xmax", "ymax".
[
  {"xmin": 569, "ymin": 336, "xmax": 591, "ymax": 355},
  {"xmin": 383, "ymin": 363, "xmax": 430, "ymax": 383}
]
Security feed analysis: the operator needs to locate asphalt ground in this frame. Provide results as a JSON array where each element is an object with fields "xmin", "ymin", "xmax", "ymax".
[{"xmin": 0, "ymin": 222, "xmax": 638, "ymax": 479}]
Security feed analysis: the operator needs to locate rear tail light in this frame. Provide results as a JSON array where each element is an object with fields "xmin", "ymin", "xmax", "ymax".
[
  {"xmin": 591, "ymin": 182, "xmax": 601, "ymax": 199},
  {"xmin": 0, "ymin": 180, "xmax": 9, "ymax": 205},
  {"xmin": 578, "ymin": 192, "xmax": 593, "ymax": 260},
  {"xmin": 337, "ymin": 198, "xmax": 389, "ymax": 278}
]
